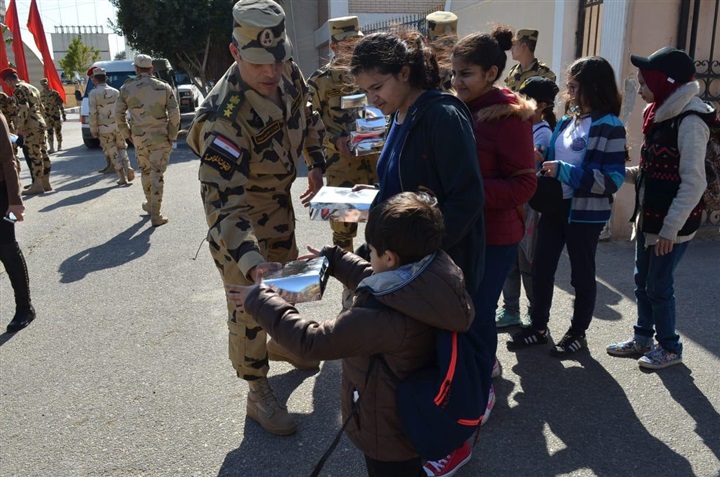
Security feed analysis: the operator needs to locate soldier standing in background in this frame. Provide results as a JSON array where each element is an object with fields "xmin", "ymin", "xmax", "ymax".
[
  {"xmin": 426, "ymin": 10, "xmax": 458, "ymax": 93},
  {"xmin": 89, "ymin": 67, "xmax": 135, "ymax": 186},
  {"xmin": 308, "ymin": 16, "xmax": 377, "ymax": 253},
  {"xmin": 504, "ymin": 29, "xmax": 557, "ymax": 91},
  {"xmin": 115, "ymin": 54, "xmax": 180, "ymax": 226},
  {"xmin": 0, "ymin": 68, "xmax": 51, "ymax": 195},
  {"xmin": 39, "ymin": 78, "xmax": 66, "ymax": 153},
  {"xmin": 0, "ymin": 92, "xmax": 19, "ymax": 133},
  {"xmin": 187, "ymin": 0, "xmax": 325, "ymax": 437}
]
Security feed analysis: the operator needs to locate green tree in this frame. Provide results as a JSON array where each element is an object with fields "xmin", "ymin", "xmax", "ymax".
[
  {"xmin": 109, "ymin": 0, "xmax": 235, "ymax": 93},
  {"xmin": 59, "ymin": 37, "xmax": 101, "ymax": 80},
  {"xmin": 114, "ymin": 51, "xmax": 127, "ymax": 60}
]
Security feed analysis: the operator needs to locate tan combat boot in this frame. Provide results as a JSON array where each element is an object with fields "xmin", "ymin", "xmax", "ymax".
[
  {"xmin": 116, "ymin": 170, "xmax": 128, "ymax": 186},
  {"xmin": 125, "ymin": 164, "xmax": 135, "ymax": 182},
  {"xmin": 246, "ymin": 378, "xmax": 297, "ymax": 436},
  {"xmin": 57, "ymin": 140, "xmax": 62, "ymax": 151},
  {"xmin": 98, "ymin": 156, "xmax": 113, "ymax": 173},
  {"xmin": 48, "ymin": 138, "xmax": 55, "ymax": 154},
  {"xmin": 267, "ymin": 338, "xmax": 320, "ymax": 370},
  {"xmin": 22, "ymin": 180, "xmax": 45, "ymax": 196},
  {"xmin": 41, "ymin": 174, "xmax": 52, "ymax": 192}
]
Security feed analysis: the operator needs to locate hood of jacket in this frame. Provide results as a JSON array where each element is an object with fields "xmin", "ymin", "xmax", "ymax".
[
  {"xmin": 654, "ymin": 81, "xmax": 716, "ymax": 123},
  {"xmin": 468, "ymin": 87, "xmax": 536, "ymax": 123},
  {"xmin": 403, "ymin": 89, "xmax": 474, "ymax": 130},
  {"xmin": 356, "ymin": 250, "xmax": 473, "ymax": 332}
]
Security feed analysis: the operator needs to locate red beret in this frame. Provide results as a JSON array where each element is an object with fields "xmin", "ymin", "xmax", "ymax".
[
  {"xmin": 0, "ymin": 67, "xmax": 18, "ymax": 80},
  {"xmin": 86, "ymin": 66, "xmax": 96, "ymax": 77}
]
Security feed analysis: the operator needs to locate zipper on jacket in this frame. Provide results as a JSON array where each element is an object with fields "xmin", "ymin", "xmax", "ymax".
[{"xmin": 434, "ymin": 331, "xmax": 458, "ymax": 407}]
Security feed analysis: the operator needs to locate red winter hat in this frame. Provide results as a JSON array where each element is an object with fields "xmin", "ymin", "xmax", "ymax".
[{"xmin": 0, "ymin": 67, "xmax": 18, "ymax": 80}]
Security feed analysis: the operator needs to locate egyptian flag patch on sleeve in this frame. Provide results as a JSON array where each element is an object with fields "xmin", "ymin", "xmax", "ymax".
[{"xmin": 201, "ymin": 134, "xmax": 247, "ymax": 179}]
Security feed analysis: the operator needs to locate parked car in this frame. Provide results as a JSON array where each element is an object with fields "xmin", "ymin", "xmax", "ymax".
[
  {"xmin": 80, "ymin": 58, "xmax": 178, "ymax": 148},
  {"xmin": 176, "ymin": 72, "xmax": 203, "ymax": 113}
]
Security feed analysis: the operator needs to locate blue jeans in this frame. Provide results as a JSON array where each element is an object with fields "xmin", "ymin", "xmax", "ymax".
[
  {"xmin": 633, "ymin": 233, "xmax": 689, "ymax": 355},
  {"xmin": 470, "ymin": 244, "xmax": 518, "ymax": 356}
]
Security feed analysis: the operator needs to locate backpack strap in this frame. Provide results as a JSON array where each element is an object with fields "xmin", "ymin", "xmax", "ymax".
[{"xmin": 309, "ymin": 357, "xmax": 378, "ymax": 477}]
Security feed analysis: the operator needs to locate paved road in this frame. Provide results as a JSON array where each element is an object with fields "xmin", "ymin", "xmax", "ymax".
[{"xmin": 1, "ymin": 122, "xmax": 719, "ymax": 477}]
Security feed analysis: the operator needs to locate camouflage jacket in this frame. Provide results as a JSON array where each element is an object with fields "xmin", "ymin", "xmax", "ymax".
[
  {"xmin": 14, "ymin": 81, "xmax": 46, "ymax": 131},
  {"xmin": 188, "ymin": 60, "xmax": 326, "ymax": 278},
  {"xmin": 89, "ymin": 84, "xmax": 120, "ymax": 135},
  {"xmin": 307, "ymin": 62, "xmax": 356, "ymax": 154},
  {"xmin": 40, "ymin": 88, "xmax": 65, "ymax": 121},
  {"xmin": 504, "ymin": 59, "xmax": 557, "ymax": 92},
  {"xmin": 0, "ymin": 93, "xmax": 18, "ymax": 132},
  {"xmin": 114, "ymin": 73, "xmax": 180, "ymax": 147}
]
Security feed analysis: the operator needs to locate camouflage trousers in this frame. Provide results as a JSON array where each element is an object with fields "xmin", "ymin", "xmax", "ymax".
[
  {"xmin": 212, "ymin": 235, "xmax": 298, "ymax": 380},
  {"xmin": 325, "ymin": 151, "xmax": 379, "ymax": 251},
  {"xmin": 23, "ymin": 129, "xmax": 51, "ymax": 180},
  {"xmin": 99, "ymin": 131, "xmax": 130, "ymax": 172},
  {"xmin": 134, "ymin": 140, "xmax": 172, "ymax": 216},
  {"xmin": 45, "ymin": 117, "xmax": 62, "ymax": 147}
]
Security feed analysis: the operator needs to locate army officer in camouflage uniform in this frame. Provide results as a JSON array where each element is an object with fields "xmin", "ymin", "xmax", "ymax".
[
  {"xmin": 308, "ymin": 16, "xmax": 378, "ymax": 253},
  {"xmin": 504, "ymin": 29, "xmax": 557, "ymax": 91},
  {"xmin": 115, "ymin": 54, "xmax": 180, "ymax": 226},
  {"xmin": 188, "ymin": 0, "xmax": 325, "ymax": 437},
  {"xmin": 39, "ymin": 78, "xmax": 66, "ymax": 153},
  {"xmin": 1, "ymin": 68, "xmax": 51, "ymax": 195},
  {"xmin": 89, "ymin": 67, "xmax": 135, "ymax": 186}
]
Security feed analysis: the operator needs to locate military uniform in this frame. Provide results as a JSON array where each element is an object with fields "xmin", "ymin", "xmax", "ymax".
[
  {"xmin": 39, "ymin": 79, "xmax": 66, "ymax": 152},
  {"xmin": 309, "ymin": 16, "xmax": 377, "ymax": 251},
  {"xmin": 505, "ymin": 59, "xmax": 557, "ymax": 92},
  {"xmin": 0, "ymin": 92, "xmax": 19, "ymax": 132},
  {"xmin": 504, "ymin": 30, "xmax": 557, "ymax": 92},
  {"xmin": 0, "ymin": 93, "xmax": 20, "ymax": 161},
  {"xmin": 14, "ymin": 80, "xmax": 51, "ymax": 193},
  {"xmin": 188, "ymin": 58, "xmax": 325, "ymax": 380},
  {"xmin": 115, "ymin": 54, "xmax": 180, "ymax": 225},
  {"xmin": 89, "ymin": 70, "xmax": 134, "ymax": 185},
  {"xmin": 426, "ymin": 11, "xmax": 458, "ymax": 93}
]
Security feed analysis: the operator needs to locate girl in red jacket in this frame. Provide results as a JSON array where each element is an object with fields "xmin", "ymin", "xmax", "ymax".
[{"xmin": 423, "ymin": 26, "xmax": 537, "ymax": 477}]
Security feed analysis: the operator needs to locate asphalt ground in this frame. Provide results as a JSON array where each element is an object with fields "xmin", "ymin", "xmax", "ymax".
[{"xmin": 1, "ymin": 118, "xmax": 719, "ymax": 477}]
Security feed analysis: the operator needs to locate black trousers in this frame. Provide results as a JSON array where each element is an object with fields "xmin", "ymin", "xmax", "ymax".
[
  {"xmin": 530, "ymin": 199, "xmax": 604, "ymax": 335},
  {"xmin": 364, "ymin": 455, "xmax": 423, "ymax": 477},
  {"xmin": 0, "ymin": 182, "xmax": 16, "ymax": 244}
]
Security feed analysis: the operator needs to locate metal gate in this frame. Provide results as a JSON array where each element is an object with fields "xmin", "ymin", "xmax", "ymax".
[
  {"xmin": 678, "ymin": 0, "xmax": 720, "ymax": 227},
  {"xmin": 575, "ymin": 0, "xmax": 604, "ymax": 58}
]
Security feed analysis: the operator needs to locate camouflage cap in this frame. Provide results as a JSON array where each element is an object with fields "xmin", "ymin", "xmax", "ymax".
[
  {"xmin": 328, "ymin": 16, "xmax": 363, "ymax": 43},
  {"xmin": 232, "ymin": 0, "xmax": 293, "ymax": 64},
  {"xmin": 40, "ymin": 78, "xmax": 49, "ymax": 85},
  {"xmin": 516, "ymin": 29, "xmax": 539, "ymax": 43},
  {"xmin": 426, "ymin": 11, "xmax": 458, "ymax": 41},
  {"xmin": 133, "ymin": 54, "xmax": 153, "ymax": 68},
  {"xmin": 92, "ymin": 67, "xmax": 107, "ymax": 76}
]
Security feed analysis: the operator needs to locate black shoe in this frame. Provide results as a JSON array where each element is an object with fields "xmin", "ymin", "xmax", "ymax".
[
  {"xmin": 507, "ymin": 327, "xmax": 549, "ymax": 350},
  {"xmin": 6, "ymin": 306, "xmax": 36, "ymax": 333},
  {"xmin": 550, "ymin": 331, "xmax": 587, "ymax": 357}
]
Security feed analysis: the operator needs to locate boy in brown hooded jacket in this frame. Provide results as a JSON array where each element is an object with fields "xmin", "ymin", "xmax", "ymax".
[{"xmin": 226, "ymin": 191, "xmax": 475, "ymax": 477}]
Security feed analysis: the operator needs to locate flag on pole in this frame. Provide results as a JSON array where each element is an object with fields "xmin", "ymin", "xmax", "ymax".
[
  {"xmin": 5, "ymin": 0, "xmax": 29, "ymax": 82},
  {"xmin": 27, "ymin": 0, "xmax": 66, "ymax": 101},
  {"xmin": 0, "ymin": 26, "xmax": 13, "ymax": 95}
]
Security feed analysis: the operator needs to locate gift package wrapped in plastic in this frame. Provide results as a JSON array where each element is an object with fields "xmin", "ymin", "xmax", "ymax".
[
  {"xmin": 341, "ymin": 93, "xmax": 388, "ymax": 156},
  {"xmin": 263, "ymin": 256, "xmax": 330, "ymax": 303},
  {"xmin": 309, "ymin": 186, "xmax": 379, "ymax": 222}
]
